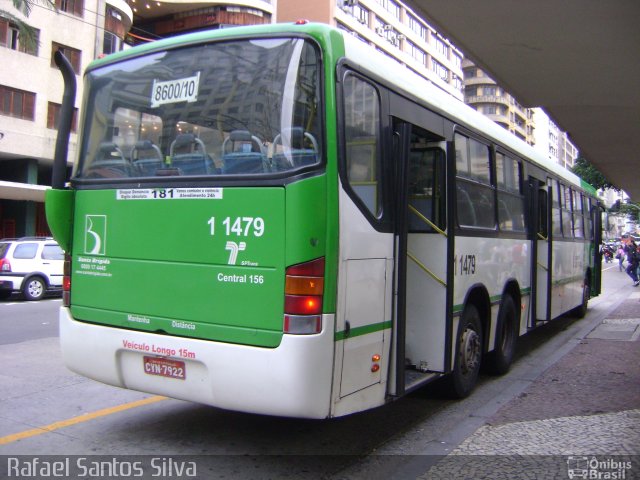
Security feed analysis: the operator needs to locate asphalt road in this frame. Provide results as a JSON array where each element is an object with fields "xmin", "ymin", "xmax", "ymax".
[
  {"xmin": 0, "ymin": 264, "xmax": 626, "ymax": 479},
  {"xmin": 0, "ymin": 296, "xmax": 61, "ymax": 345}
]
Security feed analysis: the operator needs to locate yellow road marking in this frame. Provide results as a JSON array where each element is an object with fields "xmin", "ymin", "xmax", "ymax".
[{"xmin": 0, "ymin": 395, "xmax": 166, "ymax": 446}]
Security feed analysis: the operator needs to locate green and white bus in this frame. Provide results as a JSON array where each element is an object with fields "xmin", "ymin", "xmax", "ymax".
[{"xmin": 47, "ymin": 22, "xmax": 602, "ymax": 418}]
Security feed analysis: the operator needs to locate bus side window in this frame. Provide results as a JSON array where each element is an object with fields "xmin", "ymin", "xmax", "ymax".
[
  {"xmin": 454, "ymin": 133, "xmax": 495, "ymax": 229},
  {"xmin": 407, "ymin": 128, "xmax": 446, "ymax": 232},
  {"xmin": 343, "ymin": 74, "xmax": 382, "ymax": 218},
  {"xmin": 538, "ymin": 189, "xmax": 548, "ymax": 238},
  {"xmin": 456, "ymin": 183, "xmax": 477, "ymax": 227},
  {"xmin": 496, "ymin": 152, "xmax": 525, "ymax": 232}
]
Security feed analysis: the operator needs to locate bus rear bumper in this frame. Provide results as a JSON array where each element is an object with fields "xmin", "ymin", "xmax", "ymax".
[{"xmin": 59, "ymin": 307, "xmax": 335, "ymax": 419}]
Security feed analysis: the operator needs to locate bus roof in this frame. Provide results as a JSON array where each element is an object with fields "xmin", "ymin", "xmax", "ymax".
[{"xmin": 87, "ymin": 22, "xmax": 337, "ymax": 72}]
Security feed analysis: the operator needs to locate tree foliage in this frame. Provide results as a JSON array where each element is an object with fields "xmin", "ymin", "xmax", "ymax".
[
  {"xmin": 571, "ymin": 155, "xmax": 619, "ymax": 192},
  {"xmin": 0, "ymin": 0, "xmax": 56, "ymax": 52},
  {"xmin": 620, "ymin": 203, "xmax": 640, "ymax": 221}
]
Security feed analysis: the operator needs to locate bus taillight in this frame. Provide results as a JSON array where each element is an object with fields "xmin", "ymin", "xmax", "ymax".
[
  {"xmin": 62, "ymin": 254, "xmax": 71, "ymax": 306},
  {"xmin": 284, "ymin": 257, "xmax": 325, "ymax": 334}
]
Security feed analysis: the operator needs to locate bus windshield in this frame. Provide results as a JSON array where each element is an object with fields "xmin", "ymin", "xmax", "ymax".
[{"xmin": 76, "ymin": 37, "xmax": 321, "ymax": 179}]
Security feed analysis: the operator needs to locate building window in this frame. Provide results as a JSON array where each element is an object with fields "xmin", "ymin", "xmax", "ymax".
[
  {"xmin": 407, "ymin": 14, "xmax": 426, "ymax": 40},
  {"xmin": 103, "ymin": 31, "xmax": 122, "ymax": 55},
  {"xmin": 47, "ymin": 102, "xmax": 78, "ymax": 132},
  {"xmin": 0, "ymin": 19, "xmax": 39, "ymax": 55},
  {"xmin": 386, "ymin": 0, "xmax": 401, "ymax": 19},
  {"xmin": 452, "ymin": 75, "xmax": 462, "ymax": 91},
  {"xmin": 353, "ymin": 4, "xmax": 369, "ymax": 25},
  {"xmin": 433, "ymin": 36, "xmax": 448, "ymax": 58},
  {"xmin": 51, "ymin": 43, "xmax": 82, "ymax": 74},
  {"xmin": 0, "ymin": 84, "xmax": 35, "ymax": 120},
  {"xmin": 451, "ymin": 52, "xmax": 462, "ymax": 69},
  {"xmin": 55, "ymin": 0, "xmax": 84, "ymax": 16},
  {"xmin": 483, "ymin": 86, "xmax": 497, "ymax": 96},
  {"xmin": 431, "ymin": 59, "xmax": 448, "ymax": 82},
  {"xmin": 408, "ymin": 40, "xmax": 426, "ymax": 65}
]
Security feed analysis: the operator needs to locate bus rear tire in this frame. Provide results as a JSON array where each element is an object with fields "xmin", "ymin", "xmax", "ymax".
[
  {"xmin": 447, "ymin": 304, "xmax": 483, "ymax": 398},
  {"xmin": 485, "ymin": 295, "xmax": 517, "ymax": 375}
]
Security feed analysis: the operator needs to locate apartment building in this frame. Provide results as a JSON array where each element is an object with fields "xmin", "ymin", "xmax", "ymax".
[
  {"xmin": 462, "ymin": 59, "xmax": 535, "ymax": 146},
  {"xmin": 533, "ymin": 108, "xmax": 578, "ymax": 170},
  {"xmin": 278, "ymin": 0, "xmax": 464, "ymax": 101},
  {"xmin": 0, "ymin": 0, "xmax": 132, "ymax": 237}
]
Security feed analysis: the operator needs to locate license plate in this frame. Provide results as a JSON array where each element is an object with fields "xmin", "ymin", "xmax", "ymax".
[{"xmin": 143, "ymin": 356, "xmax": 186, "ymax": 380}]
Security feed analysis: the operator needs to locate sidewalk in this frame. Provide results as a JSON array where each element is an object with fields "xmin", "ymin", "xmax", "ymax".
[{"xmin": 419, "ymin": 291, "xmax": 640, "ymax": 479}]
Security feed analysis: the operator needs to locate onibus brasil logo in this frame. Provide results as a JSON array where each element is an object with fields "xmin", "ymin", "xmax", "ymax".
[{"xmin": 567, "ymin": 456, "xmax": 632, "ymax": 479}]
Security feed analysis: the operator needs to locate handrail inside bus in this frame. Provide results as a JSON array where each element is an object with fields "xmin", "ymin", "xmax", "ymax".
[
  {"xmin": 408, "ymin": 204, "xmax": 447, "ymax": 237},
  {"xmin": 407, "ymin": 251, "xmax": 447, "ymax": 287},
  {"xmin": 537, "ymin": 262, "xmax": 549, "ymax": 272}
]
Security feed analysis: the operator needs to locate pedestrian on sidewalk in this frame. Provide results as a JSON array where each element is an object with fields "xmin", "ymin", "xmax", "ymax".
[
  {"xmin": 624, "ymin": 240, "xmax": 640, "ymax": 286},
  {"xmin": 616, "ymin": 245, "xmax": 625, "ymax": 271}
]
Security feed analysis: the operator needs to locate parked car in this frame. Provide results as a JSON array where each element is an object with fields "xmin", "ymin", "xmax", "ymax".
[{"xmin": 0, "ymin": 237, "xmax": 64, "ymax": 300}]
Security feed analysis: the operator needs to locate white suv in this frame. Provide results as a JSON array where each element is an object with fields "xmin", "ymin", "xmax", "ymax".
[{"xmin": 0, "ymin": 237, "xmax": 64, "ymax": 301}]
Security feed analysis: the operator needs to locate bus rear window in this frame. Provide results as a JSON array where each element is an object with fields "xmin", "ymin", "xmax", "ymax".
[{"xmin": 76, "ymin": 38, "xmax": 322, "ymax": 179}]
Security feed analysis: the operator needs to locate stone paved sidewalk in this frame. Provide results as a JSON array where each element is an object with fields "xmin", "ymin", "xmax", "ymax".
[{"xmin": 419, "ymin": 294, "xmax": 640, "ymax": 479}]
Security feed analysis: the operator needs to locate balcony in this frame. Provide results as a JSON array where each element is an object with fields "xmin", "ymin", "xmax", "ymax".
[
  {"xmin": 484, "ymin": 112, "xmax": 510, "ymax": 124},
  {"xmin": 466, "ymin": 95, "xmax": 510, "ymax": 107},
  {"xmin": 463, "ymin": 76, "xmax": 496, "ymax": 87}
]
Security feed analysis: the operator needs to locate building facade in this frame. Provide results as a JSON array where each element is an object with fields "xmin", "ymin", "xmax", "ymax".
[
  {"xmin": 278, "ymin": 0, "xmax": 464, "ymax": 100},
  {"xmin": 124, "ymin": 0, "xmax": 273, "ymax": 44},
  {"xmin": 0, "ymin": 0, "xmax": 133, "ymax": 237},
  {"xmin": 532, "ymin": 108, "xmax": 578, "ymax": 170},
  {"xmin": 462, "ymin": 59, "xmax": 535, "ymax": 146}
]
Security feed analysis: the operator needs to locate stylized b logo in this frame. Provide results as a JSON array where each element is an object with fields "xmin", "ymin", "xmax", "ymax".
[
  {"xmin": 85, "ymin": 215, "xmax": 107, "ymax": 255},
  {"xmin": 225, "ymin": 241, "xmax": 246, "ymax": 265}
]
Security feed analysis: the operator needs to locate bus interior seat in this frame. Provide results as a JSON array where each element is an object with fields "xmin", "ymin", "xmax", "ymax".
[
  {"xmin": 222, "ymin": 130, "xmax": 267, "ymax": 174},
  {"xmin": 132, "ymin": 140, "xmax": 164, "ymax": 176},
  {"xmin": 456, "ymin": 185, "xmax": 477, "ymax": 227},
  {"xmin": 498, "ymin": 199, "xmax": 512, "ymax": 229},
  {"xmin": 169, "ymin": 134, "xmax": 212, "ymax": 175},
  {"xmin": 271, "ymin": 127, "xmax": 318, "ymax": 171},
  {"xmin": 87, "ymin": 142, "xmax": 132, "ymax": 177},
  {"xmin": 475, "ymin": 192, "xmax": 495, "ymax": 228}
]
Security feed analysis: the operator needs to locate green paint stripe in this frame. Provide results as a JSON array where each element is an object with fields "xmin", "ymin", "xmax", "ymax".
[
  {"xmin": 334, "ymin": 320, "xmax": 392, "ymax": 341},
  {"xmin": 552, "ymin": 275, "xmax": 584, "ymax": 287},
  {"xmin": 490, "ymin": 295, "xmax": 502, "ymax": 304}
]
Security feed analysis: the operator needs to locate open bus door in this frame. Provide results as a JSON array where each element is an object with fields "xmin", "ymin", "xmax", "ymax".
[
  {"xmin": 530, "ymin": 178, "xmax": 552, "ymax": 325},
  {"xmin": 392, "ymin": 116, "xmax": 450, "ymax": 395},
  {"xmin": 591, "ymin": 202, "xmax": 603, "ymax": 296}
]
